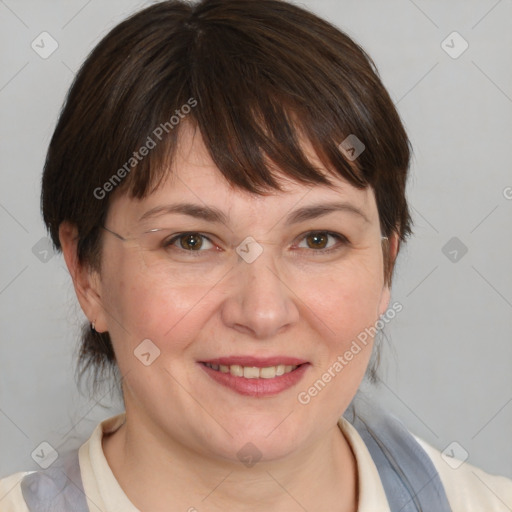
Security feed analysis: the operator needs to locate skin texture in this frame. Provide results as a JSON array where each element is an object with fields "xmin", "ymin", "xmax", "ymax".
[{"xmin": 60, "ymin": 123, "xmax": 399, "ymax": 512}]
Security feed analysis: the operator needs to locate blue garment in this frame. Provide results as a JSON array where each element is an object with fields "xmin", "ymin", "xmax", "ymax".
[
  {"xmin": 344, "ymin": 397, "xmax": 452, "ymax": 511},
  {"xmin": 20, "ymin": 448, "xmax": 86, "ymax": 512},
  {"xmin": 21, "ymin": 399, "xmax": 452, "ymax": 511}
]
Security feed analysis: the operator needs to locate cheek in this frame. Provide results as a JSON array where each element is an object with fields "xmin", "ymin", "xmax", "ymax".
[
  {"xmin": 103, "ymin": 266, "xmax": 218, "ymax": 359},
  {"xmin": 299, "ymin": 252, "xmax": 386, "ymax": 340},
  {"xmin": 291, "ymin": 263, "xmax": 384, "ymax": 424}
]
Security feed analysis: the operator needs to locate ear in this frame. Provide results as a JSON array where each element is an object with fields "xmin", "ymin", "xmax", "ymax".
[
  {"xmin": 378, "ymin": 232, "xmax": 400, "ymax": 316},
  {"xmin": 59, "ymin": 221, "xmax": 108, "ymax": 333}
]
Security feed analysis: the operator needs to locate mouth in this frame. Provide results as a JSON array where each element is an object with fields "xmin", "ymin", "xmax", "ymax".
[{"xmin": 198, "ymin": 357, "xmax": 310, "ymax": 397}]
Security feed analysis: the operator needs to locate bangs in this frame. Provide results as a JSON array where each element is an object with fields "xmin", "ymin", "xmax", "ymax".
[
  {"xmin": 114, "ymin": 2, "xmax": 395, "ymax": 201},
  {"xmin": 119, "ymin": 98, "xmax": 366, "ymax": 201}
]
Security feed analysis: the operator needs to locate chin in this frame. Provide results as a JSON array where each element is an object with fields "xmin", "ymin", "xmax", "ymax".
[{"xmin": 209, "ymin": 415, "xmax": 304, "ymax": 463}]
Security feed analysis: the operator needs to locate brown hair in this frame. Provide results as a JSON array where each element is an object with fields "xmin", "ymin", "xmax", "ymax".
[{"xmin": 41, "ymin": 0, "xmax": 412, "ymax": 390}]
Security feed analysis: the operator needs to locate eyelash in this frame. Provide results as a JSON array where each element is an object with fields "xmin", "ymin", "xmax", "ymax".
[{"xmin": 163, "ymin": 231, "xmax": 350, "ymax": 256}]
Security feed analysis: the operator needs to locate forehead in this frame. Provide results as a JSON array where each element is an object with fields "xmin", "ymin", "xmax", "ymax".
[{"xmin": 108, "ymin": 124, "xmax": 379, "ymax": 226}]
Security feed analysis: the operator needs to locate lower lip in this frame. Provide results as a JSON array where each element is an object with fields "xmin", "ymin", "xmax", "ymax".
[{"xmin": 199, "ymin": 363, "xmax": 310, "ymax": 397}]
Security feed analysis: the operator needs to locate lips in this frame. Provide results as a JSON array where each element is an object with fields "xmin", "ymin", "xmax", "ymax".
[{"xmin": 198, "ymin": 356, "xmax": 310, "ymax": 397}]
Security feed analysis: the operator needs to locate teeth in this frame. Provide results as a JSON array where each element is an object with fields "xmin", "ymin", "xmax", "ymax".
[
  {"xmin": 243, "ymin": 366, "xmax": 260, "ymax": 378},
  {"xmin": 230, "ymin": 364, "xmax": 244, "ymax": 377},
  {"xmin": 204, "ymin": 363, "xmax": 299, "ymax": 378},
  {"xmin": 260, "ymin": 366, "xmax": 277, "ymax": 379}
]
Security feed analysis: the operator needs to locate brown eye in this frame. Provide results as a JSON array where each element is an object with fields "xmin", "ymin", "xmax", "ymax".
[
  {"xmin": 305, "ymin": 232, "xmax": 329, "ymax": 249},
  {"xmin": 160, "ymin": 231, "xmax": 216, "ymax": 254},
  {"xmin": 296, "ymin": 231, "xmax": 348, "ymax": 253},
  {"xmin": 179, "ymin": 233, "xmax": 204, "ymax": 250}
]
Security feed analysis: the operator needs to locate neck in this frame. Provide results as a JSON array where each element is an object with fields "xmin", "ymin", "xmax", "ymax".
[{"xmin": 103, "ymin": 410, "xmax": 358, "ymax": 512}]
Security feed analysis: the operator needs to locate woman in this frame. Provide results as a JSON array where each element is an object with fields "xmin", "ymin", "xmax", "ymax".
[{"xmin": 1, "ymin": 0, "xmax": 511, "ymax": 510}]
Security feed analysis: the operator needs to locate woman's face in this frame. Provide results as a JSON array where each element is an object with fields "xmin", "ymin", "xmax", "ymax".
[{"xmin": 91, "ymin": 124, "xmax": 393, "ymax": 462}]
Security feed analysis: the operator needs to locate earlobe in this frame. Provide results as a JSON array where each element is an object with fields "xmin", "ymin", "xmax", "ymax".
[{"xmin": 59, "ymin": 222, "xmax": 108, "ymax": 332}]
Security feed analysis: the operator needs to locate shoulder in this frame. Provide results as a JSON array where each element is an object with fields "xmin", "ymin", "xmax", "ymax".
[
  {"xmin": 0, "ymin": 414, "xmax": 125, "ymax": 512},
  {"xmin": 415, "ymin": 435, "xmax": 512, "ymax": 512},
  {"xmin": 0, "ymin": 472, "xmax": 31, "ymax": 512}
]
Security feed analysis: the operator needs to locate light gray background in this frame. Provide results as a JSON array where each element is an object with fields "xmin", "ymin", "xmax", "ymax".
[{"xmin": 1, "ymin": 0, "xmax": 511, "ymax": 486}]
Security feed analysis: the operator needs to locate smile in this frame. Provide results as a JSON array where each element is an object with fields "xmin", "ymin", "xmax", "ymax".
[{"xmin": 199, "ymin": 360, "xmax": 310, "ymax": 397}]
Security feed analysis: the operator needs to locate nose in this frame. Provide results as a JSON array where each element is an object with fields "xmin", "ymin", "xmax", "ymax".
[{"xmin": 220, "ymin": 250, "xmax": 300, "ymax": 339}]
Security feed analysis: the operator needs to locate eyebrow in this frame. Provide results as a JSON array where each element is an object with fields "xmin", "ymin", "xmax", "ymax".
[
  {"xmin": 139, "ymin": 201, "xmax": 370, "ymax": 225},
  {"xmin": 139, "ymin": 203, "xmax": 229, "ymax": 224},
  {"xmin": 284, "ymin": 202, "xmax": 370, "ymax": 225}
]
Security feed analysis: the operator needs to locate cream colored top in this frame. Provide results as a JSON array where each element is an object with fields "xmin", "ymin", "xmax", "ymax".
[{"xmin": 1, "ymin": 413, "xmax": 511, "ymax": 511}]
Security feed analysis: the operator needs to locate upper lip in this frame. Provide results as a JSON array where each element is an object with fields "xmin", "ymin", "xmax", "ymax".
[{"xmin": 200, "ymin": 356, "xmax": 309, "ymax": 367}]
